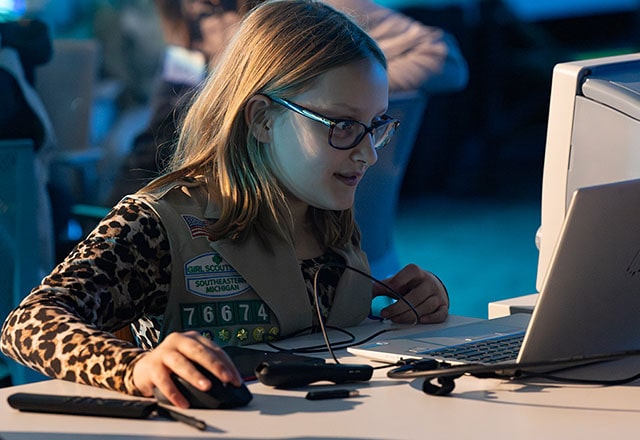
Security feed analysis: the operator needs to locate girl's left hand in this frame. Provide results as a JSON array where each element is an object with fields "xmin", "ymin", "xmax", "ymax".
[{"xmin": 373, "ymin": 264, "xmax": 449, "ymax": 324}]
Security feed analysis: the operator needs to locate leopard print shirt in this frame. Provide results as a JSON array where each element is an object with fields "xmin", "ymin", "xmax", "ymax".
[
  {"xmin": 1, "ymin": 197, "xmax": 344, "ymax": 395},
  {"xmin": 1, "ymin": 198, "xmax": 173, "ymax": 395}
]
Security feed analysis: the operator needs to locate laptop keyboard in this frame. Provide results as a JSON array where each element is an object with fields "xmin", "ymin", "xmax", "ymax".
[{"xmin": 418, "ymin": 332, "xmax": 525, "ymax": 364}]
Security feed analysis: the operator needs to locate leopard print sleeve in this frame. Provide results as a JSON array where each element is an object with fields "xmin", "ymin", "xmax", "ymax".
[{"xmin": 0, "ymin": 197, "xmax": 171, "ymax": 395}]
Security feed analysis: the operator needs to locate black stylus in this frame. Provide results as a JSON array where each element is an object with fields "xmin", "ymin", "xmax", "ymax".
[
  {"xmin": 306, "ymin": 389, "xmax": 360, "ymax": 400},
  {"xmin": 156, "ymin": 405, "xmax": 207, "ymax": 431}
]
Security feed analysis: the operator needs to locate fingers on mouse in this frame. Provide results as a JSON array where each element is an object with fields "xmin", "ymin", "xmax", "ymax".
[{"xmin": 154, "ymin": 362, "xmax": 252, "ymax": 409}]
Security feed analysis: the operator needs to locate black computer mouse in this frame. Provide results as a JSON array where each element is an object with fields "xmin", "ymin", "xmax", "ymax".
[{"xmin": 154, "ymin": 362, "xmax": 252, "ymax": 409}]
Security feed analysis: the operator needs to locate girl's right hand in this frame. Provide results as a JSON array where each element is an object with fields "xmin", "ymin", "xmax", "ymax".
[{"xmin": 131, "ymin": 330, "xmax": 242, "ymax": 408}]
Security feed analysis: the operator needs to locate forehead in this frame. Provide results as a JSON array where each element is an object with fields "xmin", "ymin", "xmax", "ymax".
[{"xmin": 298, "ymin": 58, "xmax": 389, "ymax": 113}]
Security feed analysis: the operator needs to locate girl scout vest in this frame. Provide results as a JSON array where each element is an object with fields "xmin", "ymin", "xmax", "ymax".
[{"xmin": 131, "ymin": 179, "xmax": 373, "ymax": 347}]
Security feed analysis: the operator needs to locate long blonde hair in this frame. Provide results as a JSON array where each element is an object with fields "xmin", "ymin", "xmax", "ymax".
[{"xmin": 145, "ymin": 0, "xmax": 387, "ymax": 247}]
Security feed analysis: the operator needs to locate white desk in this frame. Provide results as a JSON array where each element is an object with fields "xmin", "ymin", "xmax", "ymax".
[
  {"xmin": 488, "ymin": 293, "xmax": 538, "ymax": 319},
  {"xmin": 1, "ymin": 316, "xmax": 639, "ymax": 439}
]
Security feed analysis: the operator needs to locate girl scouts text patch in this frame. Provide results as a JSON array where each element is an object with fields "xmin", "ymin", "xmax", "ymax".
[{"xmin": 185, "ymin": 252, "xmax": 251, "ymax": 298}]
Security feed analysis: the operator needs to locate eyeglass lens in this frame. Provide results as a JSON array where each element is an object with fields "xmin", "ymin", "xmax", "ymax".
[{"xmin": 331, "ymin": 120, "xmax": 396, "ymax": 149}]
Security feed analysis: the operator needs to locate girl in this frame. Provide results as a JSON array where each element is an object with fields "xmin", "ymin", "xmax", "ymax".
[{"xmin": 1, "ymin": 0, "xmax": 448, "ymax": 408}]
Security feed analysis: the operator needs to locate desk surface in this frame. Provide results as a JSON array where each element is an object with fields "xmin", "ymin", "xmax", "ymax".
[{"xmin": 1, "ymin": 316, "xmax": 639, "ymax": 439}]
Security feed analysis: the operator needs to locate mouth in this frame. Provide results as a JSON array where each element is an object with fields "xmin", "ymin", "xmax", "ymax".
[{"xmin": 335, "ymin": 171, "xmax": 364, "ymax": 187}]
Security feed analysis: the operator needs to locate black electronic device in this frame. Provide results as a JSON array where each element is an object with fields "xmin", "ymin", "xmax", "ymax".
[
  {"xmin": 8, "ymin": 392, "xmax": 208, "ymax": 430},
  {"xmin": 255, "ymin": 361, "xmax": 373, "ymax": 388},
  {"xmin": 7, "ymin": 393, "xmax": 157, "ymax": 418},
  {"xmin": 153, "ymin": 362, "xmax": 253, "ymax": 409},
  {"xmin": 223, "ymin": 345, "xmax": 326, "ymax": 381}
]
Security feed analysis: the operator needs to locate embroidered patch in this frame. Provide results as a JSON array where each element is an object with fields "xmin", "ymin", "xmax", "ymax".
[
  {"xmin": 194, "ymin": 323, "xmax": 280, "ymax": 345},
  {"xmin": 180, "ymin": 300, "xmax": 270, "ymax": 328},
  {"xmin": 181, "ymin": 214, "xmax": 213, "ymax": 239},
  {"xmin": 184, "ymin": 252, "xmax": 251, "ymax": 298},
  {"xmin": 236, "ymin": 328, "xmax": 249, "ymax": 342}
]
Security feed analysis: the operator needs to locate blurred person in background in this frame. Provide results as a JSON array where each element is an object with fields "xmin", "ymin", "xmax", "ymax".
[{"xmin": 107, "ymin": 0, "xmax": 468, "ymax": 205}]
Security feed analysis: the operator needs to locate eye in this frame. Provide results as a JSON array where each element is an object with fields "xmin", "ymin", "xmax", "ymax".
[
  {"xmin": 372, "ymin": 115, "xmax": 391, "ymax": 127},
  {"xmin": 332, "ymin": 120, "xmax": 361, "ymax": 140}
]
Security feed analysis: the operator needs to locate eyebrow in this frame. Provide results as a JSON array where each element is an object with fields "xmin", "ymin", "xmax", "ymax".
[{"xmin": 320, "ymin": 102, "xmax": 389, "ymax": 119}]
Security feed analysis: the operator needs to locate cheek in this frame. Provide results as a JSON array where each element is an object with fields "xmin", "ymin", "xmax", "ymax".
[{"xmin": 269, "ymin": 119, "xmax": 331, "ymax": 176}]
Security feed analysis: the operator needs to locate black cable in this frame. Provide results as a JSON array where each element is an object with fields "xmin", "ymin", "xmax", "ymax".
[
  {"xmin": 263, "ymin": 262, "xmax": 420, "ymax": 359},
  {"xmin": 420, "ymin": 367, "xmax": 640, "ymax": 396},
  {"xmin": 263, "ymin": 326, "xmax": 356, "ymax": 354},
  {"xmin": 264, "ymin": 324, "xmax": 419, "ymax": 358},
  {"xmin": 514, "ymin": 369, "xmax": 640, "ymax": 386},
  {"xmin": 312, "ymin": 264, "xmax": 340, "ymax": 363},
  {"xmin": 338, "ymin": 263, "xmax": 421, "ymax": 326},
  {"xmin": 386, "ymin": 349, "xmax": 640, "ymax": 396},
  {"xmin": 313, "ymin": 262, "xmax": 420, "ymax": 363}
]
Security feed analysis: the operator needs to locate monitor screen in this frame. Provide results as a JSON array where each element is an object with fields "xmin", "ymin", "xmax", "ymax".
[
  {"xmin": 0, "ymin": 0, "xmax": 25, "ymax": 20},
  {"xmin": 536, "ymin": 52, "xmax": 640, "ymax": 291}
]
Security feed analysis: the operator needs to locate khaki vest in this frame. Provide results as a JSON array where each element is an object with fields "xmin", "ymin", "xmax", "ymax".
[{"xmin": 130, "ymin": 179, "xmax": 372, "ymax": 346}]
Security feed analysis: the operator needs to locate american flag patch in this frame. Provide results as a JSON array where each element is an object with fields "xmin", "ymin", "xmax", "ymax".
[{"xmin": 182, "ymin": 215, "xmax": 212, "ymax": 239}]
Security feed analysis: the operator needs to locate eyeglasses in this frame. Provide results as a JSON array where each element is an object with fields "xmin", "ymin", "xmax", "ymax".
[{"xmin": 268, "ymin": 96, "xmax": 400, "ymax": 150}]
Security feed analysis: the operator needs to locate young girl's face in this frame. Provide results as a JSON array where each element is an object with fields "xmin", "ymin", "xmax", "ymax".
[{"xmin": 269, "ymin": 57, "xmax": 389, "ymax": 213}]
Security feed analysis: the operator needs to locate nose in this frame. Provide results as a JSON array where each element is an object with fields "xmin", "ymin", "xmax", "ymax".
[{"xmin": 351, "ymin": 133, "xmax": 378, "ymax": 167}]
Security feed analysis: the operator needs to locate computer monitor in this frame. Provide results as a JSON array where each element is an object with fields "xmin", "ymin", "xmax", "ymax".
[
  {"xmin": 0, "ymin": 0, "xmax": 25, "ymax": 18},
  {"xmin": 536, "ymin": 52, "xmax": 640, "ymax": 291}
]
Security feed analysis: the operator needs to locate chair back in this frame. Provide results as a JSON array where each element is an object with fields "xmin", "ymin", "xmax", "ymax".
[
  {"xmin": 0, "ymin": 139, "xmax": 38, "ymax": 320},
  {"xmin": 0, "ymin": 139, "xmax": 48, "ymax": 384},
  {"xmin": 35, "ymin": 39, "xmax": 98, "ymax": 152},
  {"xmin": 35, "ymin": 39, "xmax": 102, "ymax": 205},
  {"xmin": 354, "ymin": 90, "xmax": 428, "ymax": 278}
]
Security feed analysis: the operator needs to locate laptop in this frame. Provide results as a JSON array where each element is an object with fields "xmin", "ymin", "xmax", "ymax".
[{"xmin": 348, "ymin": 178, "xmax": 640, "ymax": 371}]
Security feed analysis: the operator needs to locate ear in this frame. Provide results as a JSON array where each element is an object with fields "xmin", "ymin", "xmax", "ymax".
[{"xmin": 245, "ymin": 94, "xmax": 272, "ymax": 143}]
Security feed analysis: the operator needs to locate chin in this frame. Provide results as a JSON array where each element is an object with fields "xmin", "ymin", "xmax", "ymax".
[
  {"xmin": 312, "ymin": 199, "xmax": 353, "ymax": 212},
  {"xmin": 330, "ymin": 200, "xmax": 355, "ymax": 212},
  {"xmin": 309, "ymin": 192, "xmax": 355, "ymax": 212}
]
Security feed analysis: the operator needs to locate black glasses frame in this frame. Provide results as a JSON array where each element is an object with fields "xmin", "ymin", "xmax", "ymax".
[{"xmin": 268, "ymin": 96, "xmax": 399, "ymax": 150}]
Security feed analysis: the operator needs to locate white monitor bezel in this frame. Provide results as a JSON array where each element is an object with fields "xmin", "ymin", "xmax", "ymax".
[{"xmin": 536, "ymin": 52, "xmax": 640, "ymax": 291}]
